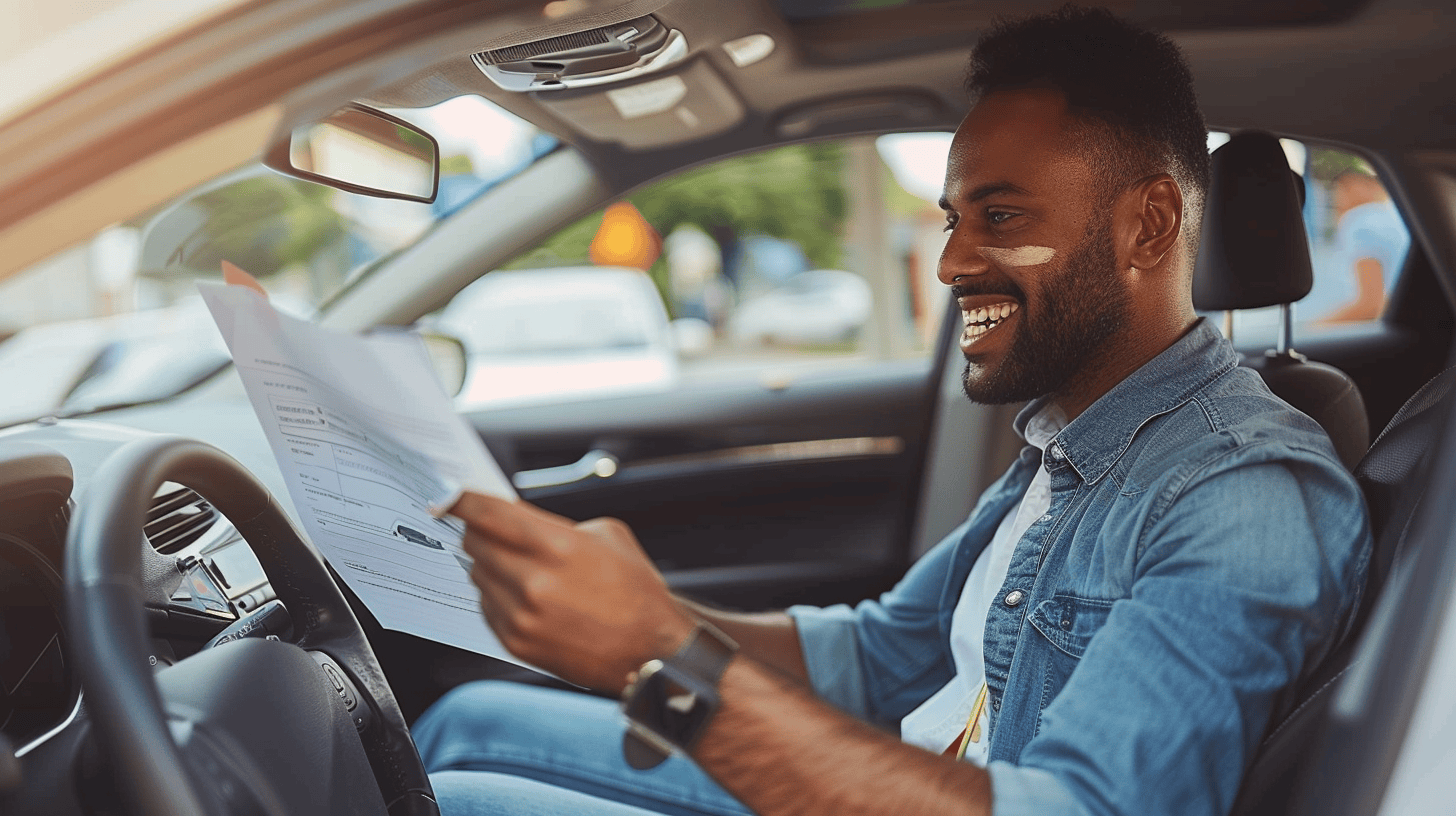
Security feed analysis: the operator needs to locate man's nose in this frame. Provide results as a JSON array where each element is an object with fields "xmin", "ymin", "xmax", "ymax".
[{"xmin": 937, "ymin": 235, "xmax": 992, "ymax": 286}]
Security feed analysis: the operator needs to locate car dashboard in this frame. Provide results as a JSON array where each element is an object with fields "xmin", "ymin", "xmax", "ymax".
[
  {"xmin": 0, "ymin": 497, "xmax": 71, "ymax": 754},
  {"xmin": 0, "ymin": 418, "xmax": 277, "ymax": 811}
]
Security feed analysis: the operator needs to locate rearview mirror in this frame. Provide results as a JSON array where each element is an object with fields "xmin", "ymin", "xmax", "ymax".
[{"xmin": 264, "ymin": 104, "xmax": 439, "ymax": 203}]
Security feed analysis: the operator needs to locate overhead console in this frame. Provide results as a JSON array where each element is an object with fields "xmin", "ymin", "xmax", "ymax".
[
  {"xmin": 472, "ymin": 15, "xmax": 688, "ymax": 92},
  {"xmin": 470, "ymin": 10, "xmax": 753, "ymax": 150},
  {"xmin": 534, "ymin": 58, "xmax": 744, "ymax": 149}
]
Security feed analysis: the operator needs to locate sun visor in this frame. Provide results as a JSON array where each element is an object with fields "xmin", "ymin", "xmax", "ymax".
[{"xmin": 535, "ymin": 60, "xmax": 743, "ymax": 149}]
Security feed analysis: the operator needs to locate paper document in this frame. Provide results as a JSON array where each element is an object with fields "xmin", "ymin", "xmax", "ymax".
[{"xmin": 199, "ymin": 281, "xmax": 521, "ymax": 662}]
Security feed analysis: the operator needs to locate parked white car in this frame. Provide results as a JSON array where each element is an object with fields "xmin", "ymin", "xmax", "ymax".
[
  {"xmin": 437, "ymin": 266, "xmax": 678, "ymax": 410},
  {"xmin": 729, "ymin": 269, "xmax": 872, "ymax": 346}
]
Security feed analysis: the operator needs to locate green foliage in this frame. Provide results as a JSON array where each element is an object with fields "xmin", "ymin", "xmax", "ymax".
[
  {"xmin": 881, "ymin": 159, "xmax": 931, "ymax": 218},
  {"xmin": 439, "ymin": 154, "xmax": 476, "ymax": 175},
  {"xmin": 396, "ymin": 124, "xmax": 435, "ymax": 158},
  {"xmin": 505, "ymin": 142, "xmax": 850, "ymax": 273},
  {"xmin": 504, "ymin": 210, "xmax": 600, "ymax": 270},
  {"xmin": 630, "ymin": 141, "xmax": 848, "ymax": 269},
  {"xmin": 1309, "ymin": 147, "xmax": 1374, "ymax": 182},
  {"xmin": 156, "ymin": 175, "xmax": 348, "ymax": 279}
]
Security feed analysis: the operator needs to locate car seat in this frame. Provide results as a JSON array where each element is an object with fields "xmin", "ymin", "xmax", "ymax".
[
  {"xmin": 1194, "ymin": 130, "xmax": 1369, "ymax": 469},
  {"xmin": 1229, "ymin": 364, "xmax": 1456, "ymax": 816}
]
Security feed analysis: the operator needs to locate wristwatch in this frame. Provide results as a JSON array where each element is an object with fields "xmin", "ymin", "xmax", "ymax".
[{"xmin": 620, "ymin": 620, "xmax": 738, "ymax": 770}]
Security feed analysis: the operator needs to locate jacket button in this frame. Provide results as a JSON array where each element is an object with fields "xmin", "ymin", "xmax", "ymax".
[{"xmin": 1004, "ymin": 590, "xmax": 1025, "ymax": 607}]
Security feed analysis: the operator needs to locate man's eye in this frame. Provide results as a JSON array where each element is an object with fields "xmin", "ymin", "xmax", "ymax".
[
  {"xmin": 942, "ymin": 213, "xmax": 958, "ymax": 233},
  {"xmin": 987, "ymin": 211, "xmax": 1017, "ymax": 226}
]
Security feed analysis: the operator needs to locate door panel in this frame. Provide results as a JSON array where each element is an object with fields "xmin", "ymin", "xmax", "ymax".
[
  {"xmin": 470, "ymin": 358, "xmax": 939, "ymax": 610},
  {"xmin": 367, "ymin": 354, "xmax": 942, "ymax": 725}
]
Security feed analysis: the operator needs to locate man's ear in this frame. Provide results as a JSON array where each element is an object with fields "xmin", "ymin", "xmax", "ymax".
[{"xmin": 1118, "ymin": 173, "xmax": 1183, "ymax": 273}]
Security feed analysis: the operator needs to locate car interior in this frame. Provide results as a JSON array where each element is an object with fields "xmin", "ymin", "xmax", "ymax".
[{"xmin": 1, "ymin": 0, "xmax": 1454, "ymax": 814}]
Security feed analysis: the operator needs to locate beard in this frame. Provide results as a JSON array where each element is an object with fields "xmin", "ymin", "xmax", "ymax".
[{"xmin": 961, "ymin": 214, "xmax": 1130, "ymax": 405}]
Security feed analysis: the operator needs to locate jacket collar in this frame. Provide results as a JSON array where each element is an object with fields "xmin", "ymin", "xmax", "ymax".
[{"xmin": 1011, "ymin": 318, "xmax": 1238, "ymax": 485}]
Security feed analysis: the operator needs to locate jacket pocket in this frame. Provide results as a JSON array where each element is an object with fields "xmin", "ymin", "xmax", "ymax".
[{"xmin": 1028, "ymin": 594, "xmax": 1115, "ymax": 659}]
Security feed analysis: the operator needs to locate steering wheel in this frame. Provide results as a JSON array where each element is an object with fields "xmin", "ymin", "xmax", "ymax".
[{"xmin": 63, "ymin": 436, "xmax": 439, "ymax": 816}]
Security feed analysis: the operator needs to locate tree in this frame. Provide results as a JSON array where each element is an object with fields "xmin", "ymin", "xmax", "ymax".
[
  {"xmin": 505, "ymin": 142, "xmax": 850, "ymax": 300},
  {"xmin": 162, "ymin": 175, "xmax": 348, "ymax": 277}
]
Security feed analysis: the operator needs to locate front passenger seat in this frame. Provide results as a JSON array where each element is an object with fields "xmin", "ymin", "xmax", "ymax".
[
  {"xmin": 1194, "ymin": 130, "xmax": 1369, "ymax": 468},
  {"xmin": 1230, "ymin": 364, "xmax": 1456, "ymax": 816}
]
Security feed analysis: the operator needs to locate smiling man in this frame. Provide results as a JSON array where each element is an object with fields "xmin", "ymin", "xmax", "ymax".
[{"xmin": 411, "ymin": 7, "xmax": 1370, "ymax": 816}]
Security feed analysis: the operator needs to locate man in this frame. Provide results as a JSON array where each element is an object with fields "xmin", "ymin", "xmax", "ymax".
[{"xmin": 412, "ymin": 7, "xmax": 1370, "ymax": 816}]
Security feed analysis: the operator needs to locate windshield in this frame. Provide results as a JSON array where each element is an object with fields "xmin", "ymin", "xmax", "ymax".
[{"xmin": 0, "ymin": 94, "xmax": 555, "ymax": 426}]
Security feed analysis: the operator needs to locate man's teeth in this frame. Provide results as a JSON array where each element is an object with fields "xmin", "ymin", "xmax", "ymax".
[{"xmin": 963, "ymin": 302, "xmax": 1019, "ymax": 334}]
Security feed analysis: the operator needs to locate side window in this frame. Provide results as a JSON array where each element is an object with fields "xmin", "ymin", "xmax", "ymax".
[
  {"xmin": 441, "ymin": 134, "xmax": 952, "ymax": 410},
  {"xmin": 1207, "ymin": 133, "xmax": 1412, "ymax": 343}
]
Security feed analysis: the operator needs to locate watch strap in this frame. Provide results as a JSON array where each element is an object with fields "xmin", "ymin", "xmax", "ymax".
[
  {"xmin": 622, "ymin": 620, "xmax": 738, "ymax": 770},
  {"xmin": 672, "ymin": 619, "xmax": 737, "ymax": 687},
  {"xmin": 622, "ymin": 717, "xmax": 675, "ymax": 770}
]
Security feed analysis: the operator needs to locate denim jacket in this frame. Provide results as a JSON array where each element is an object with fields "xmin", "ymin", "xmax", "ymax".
[{"xmin": 789, "ymin": 320, "xmax": 1371, "ymax": 816}]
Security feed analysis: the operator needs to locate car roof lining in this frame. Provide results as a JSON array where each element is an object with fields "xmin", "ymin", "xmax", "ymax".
[
  {"xmin": 355, "ymin": 0, "xmax": 1454, "ymax": 163},
  {"xmin": 777, "ymin": 0, "xmax": 1373, "ymax": 29},
  {"xmin": 1, "ymin": 0, "xmax": 1453, "ymax": 289}
]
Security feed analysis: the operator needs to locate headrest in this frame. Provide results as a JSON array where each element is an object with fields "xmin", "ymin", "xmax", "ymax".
[{"xmin": 1193, "ymin": 131, "xmax": 1314, "ymax": 311}]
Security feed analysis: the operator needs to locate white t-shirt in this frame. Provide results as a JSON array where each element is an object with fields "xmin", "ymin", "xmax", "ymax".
[{"xmin": 899, "ymin": 405, "xmax": 1066, "ymax": 765}]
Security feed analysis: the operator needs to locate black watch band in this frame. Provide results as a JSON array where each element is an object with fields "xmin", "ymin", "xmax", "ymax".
[
  {"xmin": 674, "ymin": 620, "xmax": 737, "ymax": 685},
  {"xmin": 621, "ymin": 620, "xmax": 737, "ymax": 770}
]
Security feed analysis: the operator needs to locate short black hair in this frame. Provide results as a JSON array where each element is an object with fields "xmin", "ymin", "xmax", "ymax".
[{"xmin": 966, "ymin": 5, "xmax": 1210, "ymax": 233}]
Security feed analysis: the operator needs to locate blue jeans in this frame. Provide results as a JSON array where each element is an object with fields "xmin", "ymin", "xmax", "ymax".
[{"xmin": 413, "ymin": 680, "xmax": 756, "ymax": 816}]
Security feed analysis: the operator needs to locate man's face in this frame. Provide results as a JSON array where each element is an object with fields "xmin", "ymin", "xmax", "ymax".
[{"xmin": 939, "ymin": 88, "xmax": 1130, "ymax": 405}]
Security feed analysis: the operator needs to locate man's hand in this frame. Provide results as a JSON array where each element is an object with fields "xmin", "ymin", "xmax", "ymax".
[
  {"xmin": 450, "ymin": 492, "xmax": 992, "ymax": 816},
  {"xmin": 449, "ymin": 492, "xmax": 696, "ymax": 692}
]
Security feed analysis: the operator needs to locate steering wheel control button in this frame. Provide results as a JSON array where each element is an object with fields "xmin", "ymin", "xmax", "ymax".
[
  {"xmin": 203, "ymin": 600, "xmax": 293, "ymax": 649},
  {"xmin": 309, "ymin": 652, "xmax": 372, "ymax": 732},
  {"xmin": 323, "ymin": 663, "xmax": 356, "ymax": 709},
  {"xmin": 1004, "ymin": 590, "xmax": 1026, "ymax": 607}
]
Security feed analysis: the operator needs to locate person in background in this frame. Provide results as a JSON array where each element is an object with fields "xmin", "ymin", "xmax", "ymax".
[{"xmin": 1311, "ymin": 168, "xmax": 1410, "ymax": 323}]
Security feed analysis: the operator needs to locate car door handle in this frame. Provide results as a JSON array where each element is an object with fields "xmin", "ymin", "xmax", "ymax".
[{"xmin": 511, "ymin": 449, "xmax": 620, "ymax": 490}]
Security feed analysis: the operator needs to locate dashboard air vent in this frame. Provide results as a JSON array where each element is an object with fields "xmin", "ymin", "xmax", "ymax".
[{"xmin": 145, "ymin": 484, "xmax": 218, "ymax": 554}]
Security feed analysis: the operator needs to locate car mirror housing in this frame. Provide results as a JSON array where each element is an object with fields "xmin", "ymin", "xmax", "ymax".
[
  {"xmin": 264, "ymin": 104, "xmax": 439, "ymax": 203},
  {"xmin": 420, "ymin": 331, "xmax": 468, "ymax": 397}
]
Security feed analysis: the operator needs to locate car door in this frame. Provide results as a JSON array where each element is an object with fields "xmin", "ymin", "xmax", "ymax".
[{"xmin": 458, "ymin": 133, "xmax": 958, "ymax": 614}]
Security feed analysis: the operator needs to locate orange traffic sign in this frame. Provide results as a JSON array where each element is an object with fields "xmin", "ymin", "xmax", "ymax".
[{"xmin": 590, "ymin": 201, "xmax": 662, "ymax": 270}]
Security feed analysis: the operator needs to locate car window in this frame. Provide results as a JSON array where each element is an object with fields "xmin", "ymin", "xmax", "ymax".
[
  {"xmin": 1205, "ymin": 132, "xmax": 1412, "ymax": 343},
  {"xmin": 0, "ymin": 94, "xmax": 558, "ymax": 426},
  {"xmin": 443, "ymin": 132, "xmax": 953, "ymax": 411}
]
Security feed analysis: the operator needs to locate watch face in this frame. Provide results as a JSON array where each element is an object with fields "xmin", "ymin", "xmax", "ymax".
[{"xmin": 623, "ymin": 660, "xmax": 717, "ymax": 748}]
